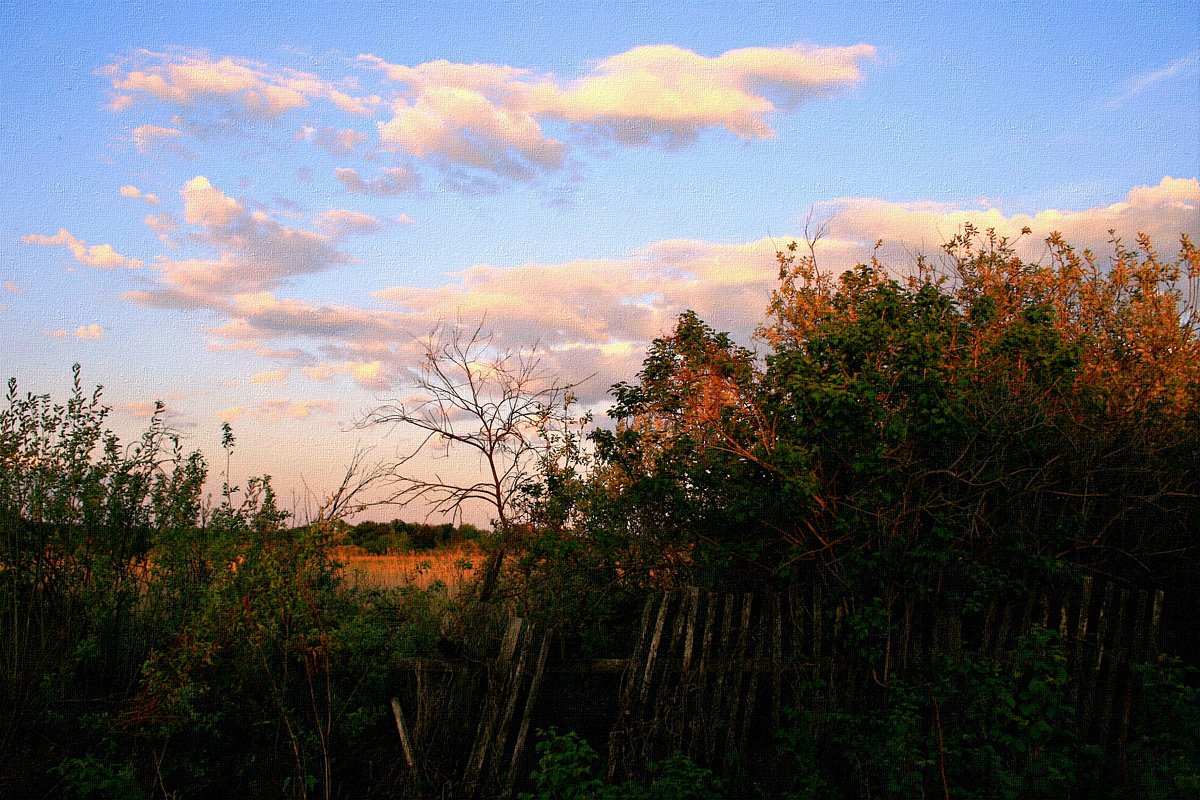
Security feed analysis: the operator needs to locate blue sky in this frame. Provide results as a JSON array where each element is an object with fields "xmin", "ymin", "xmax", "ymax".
[{"xmin": 2, "ymin": 1, "xmax": 1197, "ymax": 519}]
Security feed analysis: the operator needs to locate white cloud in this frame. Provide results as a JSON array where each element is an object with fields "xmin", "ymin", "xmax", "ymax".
[
  {"xmin": 21, "ymin": 228, "xmax": 143, "ymax": 269},
  {"xmin": 315, "ymin": 209, "xmax": 382, "ymax": 235},
  {"xmin": 1106, "ymin": 49, "xmax": 1200, "ymax": 107}
]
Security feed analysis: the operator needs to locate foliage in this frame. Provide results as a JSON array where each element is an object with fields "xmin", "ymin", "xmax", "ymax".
[
  {"xmin": 0, "ymin": 367, "xmax": 448, "ymax": 799},
  {"xmin": 347, "ymin": 517, "xmax": 486, "ymax": 553},
  {"xmin": 1124, "ymin": 656, "xmax": 1200, "ymax": 798},
  {"xmin": 520, "ymin": 728, "xmax": 723, "ymax": 800},
  {"xmin": 564, "ymin": 229, "xmax": 1199, "ymax": 602},
  {"xmin": 774, "ymin": 626, "xmax": 1084, "ymax": 800},
  {"xmin": 0, "ymin": 365, "xmax": 205, "ymax": 797}
]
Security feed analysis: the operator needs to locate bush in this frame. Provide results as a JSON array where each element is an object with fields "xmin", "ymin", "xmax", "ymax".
[{"xmin": 521, "ymin": 728, "xmax": 723, "ymax": 800}]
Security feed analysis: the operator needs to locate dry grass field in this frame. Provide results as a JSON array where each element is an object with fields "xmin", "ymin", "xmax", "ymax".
[{"xmin": 333, "ymin": 543, "xmax": 480, "ymax": 595}]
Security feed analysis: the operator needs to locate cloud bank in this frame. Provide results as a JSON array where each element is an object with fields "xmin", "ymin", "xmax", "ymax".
[
  {"xmin": 103, "ymin": 43, "xmax": 876, "ymax": 184},
  {"xmin": 88, "ymin": 176, "xmax": 1197, "ymax": 404}
]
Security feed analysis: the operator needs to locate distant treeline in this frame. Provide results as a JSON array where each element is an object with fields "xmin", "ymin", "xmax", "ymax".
[{"xmin": 336, "ymin": 518, "xmax": 488, "ymax": 553}]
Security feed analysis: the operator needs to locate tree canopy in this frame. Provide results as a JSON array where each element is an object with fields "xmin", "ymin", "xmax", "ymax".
[{"xmin": 527, "ymin": 228, "xmax": 1200, "ymax": 607}]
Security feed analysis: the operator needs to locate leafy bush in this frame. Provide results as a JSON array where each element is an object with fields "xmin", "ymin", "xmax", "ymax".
[
  {"xmin": 0, "ymin": 367, "xmax": 448, "ymax": 799},
  {"xmin": 774, "ymin": 626, "xmax": 1085, "ymax": 799},
  {"xmin": 521, "ymin": 728, "xmax": 723, "ymax": 800},
  {"xmin": 563, "ymin": 230, "xmax": 1199, "ymax": 604},
  {"xmin": 1125, "ymin": 656, "xmax": 1200, "ymax": 798}
]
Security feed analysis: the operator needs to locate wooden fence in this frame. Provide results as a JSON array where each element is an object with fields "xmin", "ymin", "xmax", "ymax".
[{"xmin": 388, "ymin": 577, "xmax": 1163, "ymax": 798}]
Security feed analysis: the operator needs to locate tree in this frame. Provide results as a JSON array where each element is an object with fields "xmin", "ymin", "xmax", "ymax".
[
  {"xmin": 360, "ymin": 321, "xmax": 586, "ymax": 601},
  {"xmin": 580, "ymin": 228, "xmax": 1200, "ymax": 597}
]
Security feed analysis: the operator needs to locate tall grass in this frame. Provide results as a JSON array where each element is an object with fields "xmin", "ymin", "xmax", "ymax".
[{"xmin": 334, "ymin": 542, "xmax": 479, "ymax": 595}]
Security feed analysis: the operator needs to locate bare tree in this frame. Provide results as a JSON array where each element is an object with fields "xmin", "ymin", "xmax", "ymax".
[{"xmin": 359, "ymin": 321, "xmax": 583, "ymax": 601}]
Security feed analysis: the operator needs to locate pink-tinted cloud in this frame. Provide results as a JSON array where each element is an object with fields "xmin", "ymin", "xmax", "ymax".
[
  {"xmin": 127, "ymin": 176, "xmax": 353, "ymax": 306},
  {"xmin": 120, "ymin": 177, "xmax": 1199, "ymax": 408},
  {"xmin": 315, "ymin": 209, "xmax": 382, "ymax": 235},
  {"xmin": 74, "ymin": 324, "xmax": 103, "ymax": 340},
  {"xmin": 334, "ymin": 166, "xmax": 420, "ymax": 195},
  {"xmin": 250, "ymin": 368, "xmax": 289, "ymax": 384},
  {"xmin": 541, "ymin": 43, "xmax": 877, "ymax": 145},
  {"xmin": 181, "ymin": 175, "xmax": 242, "ymax": 226},
  {"xmin": 120, "ymin": 184, "xmax": 160, "ymax": 205},
  {"xmin": 103, "ymin": 50, "xmax": 379, "ymax": 119},
  {"xmin": 297, "ymin": 125, "xmax": 369, "ymax": 154},
  {"xmin": 219, "ymin": 398, "xmax": 340, "ymax": 424},
  {"xmin": 301, "ymin": 359, "xmax": 391, "ymax": 389},
  {"xmin": 131, "ymin": 123, "xmax": 182, "ymax": 153},
  {"xmin": 361, "ymin": 42, "xmax": 875, "ymax": 176},
  {"xmin": 144, "ymin": 211, "xmax": 180, "ymax": 245},
  {"xmin": 816, "ymin": 175, "xmax": 1200, "ymax": 267},
  {"xmin": 21, "ymin": 228, "xmax": 143, "ymax": 268},
  {"xmin": 103, "ymin": 44, "xmax": 877, "ymax": 185}
]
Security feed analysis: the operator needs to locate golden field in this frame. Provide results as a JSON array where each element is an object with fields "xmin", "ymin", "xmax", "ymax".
[{"xmin": 333, "ymin": 543, "xmax": 480, "ymax": 594}]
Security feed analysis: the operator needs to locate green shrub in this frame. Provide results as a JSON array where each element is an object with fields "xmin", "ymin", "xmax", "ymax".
[{"xmin": 521, "ymin": 728, "xmax": 723, "ymax": 800}]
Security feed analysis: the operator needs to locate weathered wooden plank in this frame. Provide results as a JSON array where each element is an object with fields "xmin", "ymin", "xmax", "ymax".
[
  {"xmin": 1098, "ymin": 588, "xmax": 1131, "ymax": 744},
  {"xmin": 399, "ymin": 577, "xmax": 1162, "ymax": 794},
  {"xmin": 770, "ymin": 593, "xmax": 783, "ymax": 728},
  {"xmin": 464, "ymin": 617, "xmax": 527, "ymax": 797},
  {"xmin": 681, "ymin": 587, "xmax": 700, "ymax": 674},
  {"xmin": 738, "ymin": 595, "xmax": 767, "ymax": 762},
  {"xmin": 504, "ymin": 630, "xmax": 551, "ymax": 800},
  {"xmin": 724, "ymin": 593, "xmax": 754, "ymax": 757},
  {"xmin": 638, "ymin": 592, "xmax": 672, "ymax": 711},
  {"xmin": 390, "ymin": 696, "xmax": 417, "ymax": 772},
  {"xmin": 492, "ymin": 623, "xmax": 537, "ymax": 783}
]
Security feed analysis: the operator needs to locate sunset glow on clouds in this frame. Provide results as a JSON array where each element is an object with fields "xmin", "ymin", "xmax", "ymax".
[{"xmin": 3, "ymin": 1, "xmax": 1196, "ymax": 519}]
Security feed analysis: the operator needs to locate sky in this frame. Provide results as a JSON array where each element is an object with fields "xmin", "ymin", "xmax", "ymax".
[{"xmin": 2, "ymin": 0, "xmax": 1198, "ymax": 522}]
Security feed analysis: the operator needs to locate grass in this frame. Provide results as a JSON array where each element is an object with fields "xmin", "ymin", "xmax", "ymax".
[{"xmin": 334, "ymin": 542, "xmax": 480, "ymax": 595}]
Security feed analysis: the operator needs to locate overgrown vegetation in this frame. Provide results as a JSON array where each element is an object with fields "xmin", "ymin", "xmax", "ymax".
[
  {"xmin": 343, "ymin": 517, "xmax": 486, "ymax": 554},
  {"xmin": 513, "ymin": 229, "xmax": 1199, "ymax": 622},
  {"xmin": 0, "ymin": 369, "xmax": 447, "ymax": 798},
  {"xmin": 2, "ymin": 228, "xmax": 1197, "ymax": 798}
]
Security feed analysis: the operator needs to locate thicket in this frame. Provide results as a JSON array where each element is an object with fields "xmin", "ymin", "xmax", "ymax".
[
  {"xmin": 0, "ymin": 369, "xmax": 450, "ymax": 798},
  {"xmin": 344, "ymin": 518, "xmax": 486, "ymax": 554},
  {"xmin": 2, "ymin": 228, "xmax": 1197, "ymax": 798},
  {"xmin": 516, "ymin": 228, "xmax": 1200, "ymax": 617},
  {"xmin": 507, "ymin": 228, "xmax": 1200, "ymax": 797}
]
